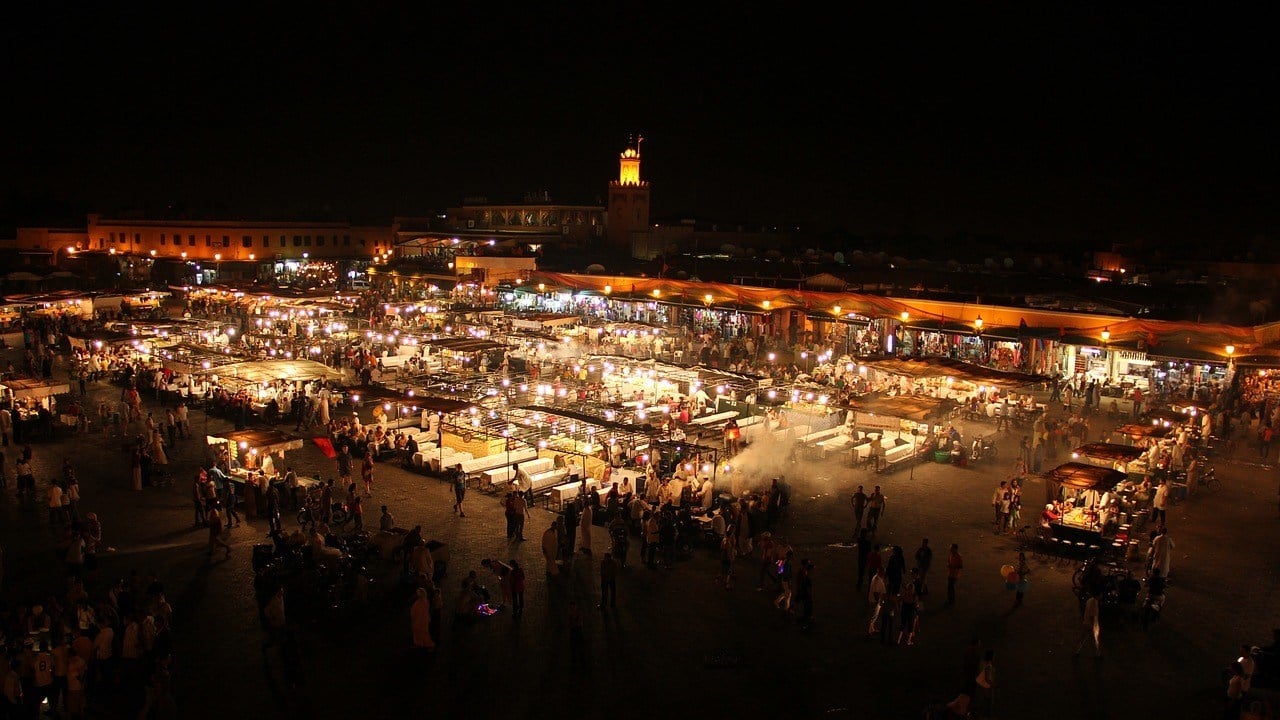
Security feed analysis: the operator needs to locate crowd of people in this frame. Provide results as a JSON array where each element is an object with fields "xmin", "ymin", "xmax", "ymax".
[{"xmin": 0, "ymin": 441, "xmax": 177, "ymax": 719}]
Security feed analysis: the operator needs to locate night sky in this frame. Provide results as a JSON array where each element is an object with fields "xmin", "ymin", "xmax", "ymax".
[{"xmin": 4, "ymin": 5, "xmax": 1276, "ymax": 249}]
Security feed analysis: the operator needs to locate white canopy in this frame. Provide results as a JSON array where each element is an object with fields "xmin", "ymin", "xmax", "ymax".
[{"xmin": 196, "ymin": 359, "xmax": 347, "ymax": 384}]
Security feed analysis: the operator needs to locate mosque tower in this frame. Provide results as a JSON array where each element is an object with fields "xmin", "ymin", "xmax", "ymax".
[{"xmin": 607, "ymin": 134, "xmax": 651, "ymax": 254}]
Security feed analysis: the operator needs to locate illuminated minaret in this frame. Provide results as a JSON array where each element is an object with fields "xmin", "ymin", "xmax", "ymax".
[{"xmin": 607, "ymin": 134, "xmax": 651, "ymax": 252}]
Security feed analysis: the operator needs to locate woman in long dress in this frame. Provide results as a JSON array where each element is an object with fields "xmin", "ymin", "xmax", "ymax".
[
  {"xmin": 150, "ymin": 430, "xmax": 168, "ymax": 466},
  {"xmin": 410, "ymin": 588, "xmax": 434, "ymax": 650},
  {"xmin": 579, "ymin": 503, "xmax": 593, "ymax": 555}
]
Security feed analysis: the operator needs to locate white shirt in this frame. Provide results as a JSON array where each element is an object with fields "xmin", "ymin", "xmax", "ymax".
[
  {"xmin": 868, "ymin": 574, "xmax": 887, "ymax": 603},
  {"xmin": 1153, "ymin": 484, "xmax": 1169, "ymax": 509}
]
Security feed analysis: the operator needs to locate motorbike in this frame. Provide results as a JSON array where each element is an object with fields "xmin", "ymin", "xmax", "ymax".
[{"xmin": 969, "ymin": 436, "xmax": 999, "ymax": 463}]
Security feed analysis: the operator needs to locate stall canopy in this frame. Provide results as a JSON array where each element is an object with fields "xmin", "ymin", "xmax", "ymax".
[
  {"xmin": 0, "ymin": 377, "xmax": 71, "ymax": 399},
  {"xmin": 206, "ymin": 428, "xmax": 304, "ymax": 453},
  {"xmin": 1114, "ymin": 423, "xmax": 1174, "ymax": 439},
  {"xmin": 846, "ymin": 394, "xmax": 959, "ymax": 422},
  {"xmin": 859, "ymin": 356, "xmax": 1049, "ymax": 387},
  {"xmin": 197, "ymin": 359, "xmax": 346, "ymax": 384},
  {"xmin": 1042, "ymin": 462, "xmax": 1127, "ymax": 491},
  {"xmin": 1072, "ymin": 443, "xmax": 1148, "ymax": 463}
]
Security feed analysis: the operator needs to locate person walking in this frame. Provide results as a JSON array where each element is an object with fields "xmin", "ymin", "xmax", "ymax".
[
  {"xmin": 773, "ymin": 550, "xmax": 795, "ymax": 612},
  {"xmin": 361, "ymin": 452, "xmax": 375, "ymax": 497},
  {"xmin": 885, "ymin": 545, "xmax": 906, "ymax": 596},
  {"xmin": 898, "ymin": 568, "xmax": 920, "ymax": 645},
  {"xmin": 1150, "ymin": 526, "xmax": 1175, "ymax": 580},
  {"xmin": 349, "ymin": 491, "xmax": 363, "ymax": 531},
  {"xmin": 541, "ymin": 522, "xmax": 560, "ymax": 578},
  {"xmin": 1012, "ymin": 551, "xmax": 1031, "ymax": 608},
  {"xmin": 511, "ymin": 491, "xmax": 529, "ymax": 541},
  {"xmin": 914, "ymin": 538, "xmax": 933, "ymax": 586},
  {"xmin": 503, "ymin": 492, "xmax": 517, "ymax": 539},
  {"xmin": 991, "ymin": 480, "xmax": 1008, "ymax": 532},
  {"xmin": 563, "ymin": 500, "xmax": 580, "ymax": 557},
  {"xmin": 867, "ymin": 566, "xmax": 888, "ymax": 638},
  {"xmin": 224, "ymin": 480, "xmax": 242, "ymax": 528},
  {"xmin": 191, "ymin": 474, "xmax": 208, "ymax": 529},
  {"xmin": 1151, "ymin": 479, "xmax": 1169, "ymax": 526},
  {"xmin": 206, "ymin": 502, "xmax": 231, "ymax": 561},
  {"xmin": 598, "ymin": 551, "xmax": 617, "ymax": 610},
  {"xmin": 509, "ymin": 560, "xmax": 526, "ymax": 620},
  {"xmin": 866, "ymin": 486, "xmax": 885, "ymax": 532},
  {"xmin": 795, "ymin": 558, "xmax": 814, "ymax": 629},
  {"xmin": 1075, "ymin": 592, "xmax": 1102, "ymax": 657},
  {"xmin": 850, "ymin": 485, "xmax": 868, "ymax": 537},
  {"xmin": 717, "ymin": 531, "xmax": 737, "ymax": 590},
  {"xmin": 579, "ymin": 501, "xmax": 594, "ymax": 556},
  {"xmin": 975, "ymin": 649, "xmax": 996, "ymax": 717},
  {"xmin": 946, "ymin": 543, "xmax": 963, "ymax": 606},
  {"xmin": 410, "ymin": 588, "xmax": 435, "ymax": 653},
  {"xmin": 855, "ymin": 530, "xmax": 872, "ymax": 590},
  {"xmin": 336, "ymin": 445, "xmax": 352, "ymax": 485},
  {"xmin": 644, "ymin": 513, "xmax": 661, "ymax": 569},
  {"xmin": 266, "ymin": 483, "xmax": 282, "ymax": 534},
  {"xmin": 451, "ymin": 464, "xmax": 466, "ymax": 516}
]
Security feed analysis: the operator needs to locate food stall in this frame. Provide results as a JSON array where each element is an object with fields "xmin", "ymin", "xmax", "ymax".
[
  {"xmin": 1039, "ymin": 461, "xmax": 1127, "ymax": 549},
  {"xmin": 205, "ymin": 428, "xmax": 311, "ymax": 503},
  {"xmin": 840, "ymin": 394, "xmax": 962, "ymax": 467},
  {"xmin": 0, "ymin": 377, "xmax": 72, "ymax": 441}
]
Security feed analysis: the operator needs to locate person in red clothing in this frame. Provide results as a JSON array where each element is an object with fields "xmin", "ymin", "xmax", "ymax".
[{"xmin": 866, "ymin": 542, "xmax": 884, "ymax": 584}]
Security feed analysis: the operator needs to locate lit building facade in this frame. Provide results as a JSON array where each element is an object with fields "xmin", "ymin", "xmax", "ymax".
[{"xmin": 7, "ymin": 215, "xmax": 394, "ymax": 264}]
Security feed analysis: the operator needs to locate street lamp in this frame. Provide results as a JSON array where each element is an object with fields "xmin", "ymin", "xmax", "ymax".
[
  {"xmin": 974, "ymin": 315, "xmax": 984, "ymax": 332},
  {"xmin": 832, "ymin": 305, "xmax": 841, "ymax": 316},
  {"xmin": 900, "ymin": 311, "xmax": 910, "ymax": 322},
  {"xmin": 1226, "ymin": 344, "xmax": 1235, "ymax": 357},
  {"xmin": 1101, "ymin": 327, "xmax": 1111, "ymax": 343},
  {"xmin": 762, "ymin": 300, "xmax": 771, "ymax": 310}
]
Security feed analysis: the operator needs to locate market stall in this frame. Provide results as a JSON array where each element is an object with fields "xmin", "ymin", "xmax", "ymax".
[
  {"xmin": 205, "ymin": 428, "xmax": 312, "ymax": 507},
  {"xmin": 1071, "ymin": 442, "xmax": 1150, "ymax": 474},
  {"xmin": 1039, "ymin": 461, "xmax": 1127, "ymax": 550},
  {"xmin": 0, "ymin": 376, "xmax": 72, "ymax": 441},
  {"xmin": 841, "ymin": 394, "xmax": 962, "ymax": 467}
]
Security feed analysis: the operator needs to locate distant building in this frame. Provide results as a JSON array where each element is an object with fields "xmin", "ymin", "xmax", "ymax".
[{"xmin": 6, "ymin": 214, "xmax": 394, "ymax": 264}]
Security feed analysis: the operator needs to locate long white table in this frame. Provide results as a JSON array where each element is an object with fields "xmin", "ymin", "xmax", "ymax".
[{"xmin": 689, "ymin": 410, "xmax": 739, "ymax": 426}]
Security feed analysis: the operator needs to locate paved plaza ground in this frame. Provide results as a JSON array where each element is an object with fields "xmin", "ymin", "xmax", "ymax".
[{"xmin": 1, "ymin": 352, "xmax": 1277, "ymax": 720}]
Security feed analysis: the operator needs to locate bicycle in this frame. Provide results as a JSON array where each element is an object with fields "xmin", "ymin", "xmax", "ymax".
[{"xmin": 1197, "ymin": 465, "xmax": 1222, "ymax": 493}]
